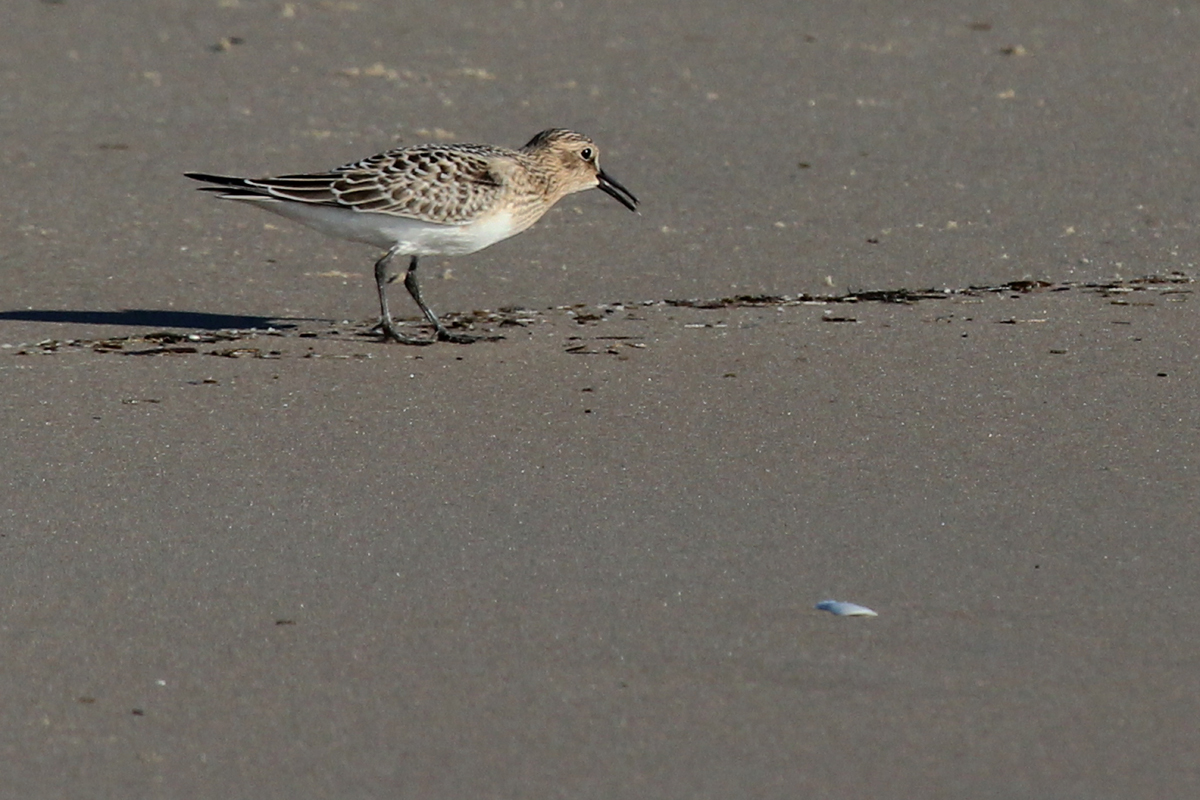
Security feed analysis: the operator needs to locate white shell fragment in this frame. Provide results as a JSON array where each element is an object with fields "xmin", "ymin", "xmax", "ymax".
[{"xmin": 815, "ymin": 600, "xmax": 878, "ymax": 617}]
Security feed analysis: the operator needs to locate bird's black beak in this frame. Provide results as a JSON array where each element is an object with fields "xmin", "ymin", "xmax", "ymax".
[{"xmin": 597, "ymin": 169, "xmax": 639, "ymax": 212}]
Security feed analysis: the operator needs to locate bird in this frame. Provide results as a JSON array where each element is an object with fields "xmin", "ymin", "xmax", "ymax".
[{"xmin": 185, "ymin": 129, "xmax": 638, "ymax": 344}]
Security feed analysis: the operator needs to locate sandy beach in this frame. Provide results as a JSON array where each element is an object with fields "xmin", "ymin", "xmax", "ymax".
[{"xmin": 2, "ymin": 2, "xmax": 1198, "ymax": 797}]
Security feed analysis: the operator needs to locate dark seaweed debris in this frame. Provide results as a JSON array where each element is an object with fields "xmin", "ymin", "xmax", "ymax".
[{"xmin": 6, "ymin": 273, "xmax": 1190, "ymax": 356}]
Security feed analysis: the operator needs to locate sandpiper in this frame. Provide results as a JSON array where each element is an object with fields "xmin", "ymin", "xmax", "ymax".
[{"xmin": 186, "ymin": 129, "xmax": 638, "ymax": 344}]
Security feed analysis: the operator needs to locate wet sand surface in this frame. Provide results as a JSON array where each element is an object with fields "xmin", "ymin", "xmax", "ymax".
[{"xmin": 3, "ymin": 2, "xmax": 1199, "ymax": 797}]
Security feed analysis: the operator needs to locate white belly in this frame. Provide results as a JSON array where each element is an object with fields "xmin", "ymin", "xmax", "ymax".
[{"xmin": 229, "ymin": 196, "xmax": 521, "ymax": 256}]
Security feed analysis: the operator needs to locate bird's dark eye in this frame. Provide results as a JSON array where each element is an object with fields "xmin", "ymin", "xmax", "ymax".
[{"xmin": 580, "ymin": 147, "xmax": 594, "ymax": 161}]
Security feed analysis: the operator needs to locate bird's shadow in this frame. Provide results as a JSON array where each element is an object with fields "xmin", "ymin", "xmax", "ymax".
[{"xmin": 0, "ymin": 309, "xmax": 301, "ymax": 331}]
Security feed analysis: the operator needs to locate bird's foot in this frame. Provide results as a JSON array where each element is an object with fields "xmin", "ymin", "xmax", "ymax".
[
  {"xmin": 435, "ymin": 327, "xmax": 505, "ymax": 344},
  {"xmin": 377, "ymin": 321, "xmax": 436, "ymax": 345}
]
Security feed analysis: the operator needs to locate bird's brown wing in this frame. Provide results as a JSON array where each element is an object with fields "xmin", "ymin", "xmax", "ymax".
[{"xmin": 238, "ymin": 144, "xmax": 509, "ymax": 224}]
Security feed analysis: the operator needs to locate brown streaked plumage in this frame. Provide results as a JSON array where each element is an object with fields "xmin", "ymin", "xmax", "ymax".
[{"xmin": 186, "ymin": 129, "xmax": 638, "ymax": 344}]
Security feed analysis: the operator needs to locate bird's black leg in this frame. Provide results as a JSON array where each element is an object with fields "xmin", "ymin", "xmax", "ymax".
[
  {"xmin": 402, "ymin": 256, "xmax": 502, "ymax": 344},
  {"xmin": 374, "ymin": 249, "xmax": 434, "ymax": 344}
]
